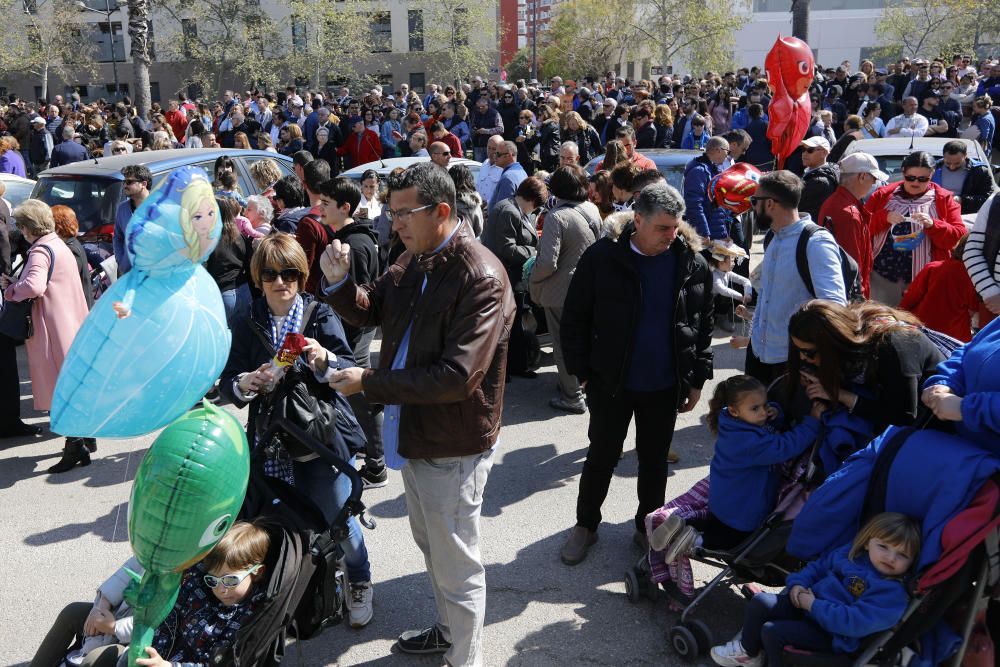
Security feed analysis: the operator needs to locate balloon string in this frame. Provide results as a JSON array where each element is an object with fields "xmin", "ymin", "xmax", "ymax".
[{"xmin": 111, "ymin": 444, "xmax": 134, "ymax": 543}]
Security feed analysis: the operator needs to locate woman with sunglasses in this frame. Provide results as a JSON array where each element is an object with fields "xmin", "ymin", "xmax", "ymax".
[
  {"xmin": 498, "ymin": 89, "xmax": 522, "ymax": 141},
  {"xmin": 864, "ymin": 151, "xmax": 965, "ymax": 306},
  {"xmin": 220, "ymin": 233, "xmax": 376, "ymax": 628},
  {"xmin": 786, "ymin": 300, "xmax": 943, "ymax": 436}
]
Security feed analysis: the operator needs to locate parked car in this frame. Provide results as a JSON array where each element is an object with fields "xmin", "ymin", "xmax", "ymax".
[
  {"xmin": 0, "ymin": 173, "xmax": 36, "ymax": 209},
  {"xmin": 31, "ymin": 149, "xmax": 295, "ymax": 242},
  {"xmin": 842, "ymin": 138, "xmax": 997, "ymax": 185},
  {"xmin": 583, "ymin": 149, "xmax": 702, "ymax": 191},
  {"xmin": 340, "ymin": 156, "xmax": 482, "ymax": 181}
]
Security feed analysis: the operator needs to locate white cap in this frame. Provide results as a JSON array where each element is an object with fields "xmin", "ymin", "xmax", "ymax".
[
  {"xmin": 31, "ymin": 116, "xmax": 46, "ymax": 125},
  {"xmin": 800, "ymin": 136, "xmax": 831, "ymax": 151},
  {"xmin": 839, "ymin": 152, "xmax": 889, "ymax": 181}
]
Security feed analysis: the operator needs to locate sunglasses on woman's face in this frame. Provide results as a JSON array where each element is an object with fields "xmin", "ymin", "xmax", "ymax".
[
  {"xmin": 261, "ymin": 267, "xmax": 302, "ymax": 283},
  {"xmin": 903, "ymin": 175, "xmax": 930, "ymax": 183}
]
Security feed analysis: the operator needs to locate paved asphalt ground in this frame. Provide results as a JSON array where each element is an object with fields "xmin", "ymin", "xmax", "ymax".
[{"xmin": 2, "ymin": 244, "xmax": 763, "ymax": 667}]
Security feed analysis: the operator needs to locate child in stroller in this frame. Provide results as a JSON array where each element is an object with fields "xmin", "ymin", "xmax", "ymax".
[{"xmin": 710, "ymin": 512, "xmax": 920, "ymax": 667}]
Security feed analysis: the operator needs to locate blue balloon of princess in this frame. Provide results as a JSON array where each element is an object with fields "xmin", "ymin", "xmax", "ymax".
[{"xmin": 51, "ymin": 166, "xmax": 230, "ymax": 438}]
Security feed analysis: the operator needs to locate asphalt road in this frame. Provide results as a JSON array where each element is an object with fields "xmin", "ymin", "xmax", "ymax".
[{"xmin": 1, "ymin": 249, "xmax": 761, "ymax": 666}]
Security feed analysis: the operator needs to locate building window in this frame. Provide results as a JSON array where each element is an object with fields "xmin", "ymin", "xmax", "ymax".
[
  {"xmin": 106, "ymin": 83, "xmax": 128, "ymax": 96},
  {"xmin": 626, "ymin": 61, "xmax": 635, "ymax": 79},
  {"xmin": 408, "ymin": 9, "xmax": 423, "ymax": 52},
  {"xmin": 95, "ymin": 22, "xmax": 125, "ymax": 63},
  {"xmin": 150, "ymin": 81, "xmax": 161, "ymax": 102},
  {"xmin": 371, "ymin": 11, "xmax": 391, "ymax": 53},
  {"xmin": 291, "ymin": 16, "xmax": 307, "ymax": 52},
  {"xmin": 409, "ymin": 72, "xmax": 425, "ymax": 94},
  {"xmin": 181, "ymin": 18, "xmax": 197, "ymax": 58}
]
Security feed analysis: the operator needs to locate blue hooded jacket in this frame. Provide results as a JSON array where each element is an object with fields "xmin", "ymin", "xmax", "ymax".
[
  {"xmin": 683, "ymin": 154, "xmax": 731, "ymax": 240},
  {"xmin": 786, "ymin": 543, "xmax": 910, "ymax": 654},
  {"xmin": 710, "ymin": 407, "xmax": 820, "ymax": 531}
]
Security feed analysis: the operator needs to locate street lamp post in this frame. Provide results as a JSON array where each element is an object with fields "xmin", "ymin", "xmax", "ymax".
[{"xmin": 77, "ymin": 0, "xmax": 120, "ymax": 100}]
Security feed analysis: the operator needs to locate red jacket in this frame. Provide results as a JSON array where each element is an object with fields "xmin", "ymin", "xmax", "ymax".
[
  {"xmin": 164, "ymin": 109, "xmax": 188, "ymax": 145},
  {"xmin": 864, "ymin": 181, "xmax": 965, "ymax": 266},
  {"xmin": 819, "ymin": 185, "xmax": 873, "ymax": 298},
  {"xmin": 899, "ymin": 258, "xmax": 978, "ymax": 341},
  {"xmin": 337, "ymin": 129, "xmax": 382, "ymax": 169},
  {"xmin": 438, "ymin": 131, "xmax": 463, "ymax": 159},
  {"xmin": 294, "ymin": 207, "xmax": 327, "ymax": 294}
]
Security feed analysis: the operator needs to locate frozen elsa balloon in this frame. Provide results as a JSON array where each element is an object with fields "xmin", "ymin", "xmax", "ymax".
[{"xmin": 51, "ymin": 167, "xmax": 231, "ymax": 438}]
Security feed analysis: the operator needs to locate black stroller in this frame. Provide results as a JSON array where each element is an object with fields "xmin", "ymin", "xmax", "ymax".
[{"xmin": 211, "ymin": 419, "xmax": 375, "ymax": 666}]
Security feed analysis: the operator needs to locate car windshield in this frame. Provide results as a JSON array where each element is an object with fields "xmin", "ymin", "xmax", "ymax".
[
  {"xmin": 32, "ymin": 176, "xmax": 123, "ymax": 235},
  {"xmin": 3, "ymin": 181, "xmax": 35, "ymax": 207}
]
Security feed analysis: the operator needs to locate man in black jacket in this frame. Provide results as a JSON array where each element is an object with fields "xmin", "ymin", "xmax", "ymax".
[
  {"xmin": 799, "ymin": 136, "xmax": 839, "ymax": 222},
  {"xmin": 933, "ymin": 140, "xmax": 997, "ymax": 215},
  {"xmin": 558, "ymin": 183, "xmax": 714, "ymax": 565}
]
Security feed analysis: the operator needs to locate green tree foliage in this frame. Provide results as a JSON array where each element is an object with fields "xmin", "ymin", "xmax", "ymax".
[
  {"xmin": 415, "ymin": 0, "xmax": 500, "ymax": 85},
  {"xmin": 875, "ymin": 0, "xmax": 999, "ymax": 61},
  {"xmin": 631, "ymin": 0, "xmax": 750, "ymax": 76},
  {"xmin": 539, "ymin": 0, "xmax": 637, "ymax": 80},
  {"xmin": 284, "ymin": 0, "xmax": 371, "ymax": 91}
]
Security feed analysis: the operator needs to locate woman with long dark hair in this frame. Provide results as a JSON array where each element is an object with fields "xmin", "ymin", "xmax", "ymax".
[{"xmin": 206, "ymin": 198, "xmax": 253, "ymax": 328}]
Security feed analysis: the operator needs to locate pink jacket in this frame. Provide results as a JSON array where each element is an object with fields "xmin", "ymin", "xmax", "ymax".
[{"xmin": 4, "ymin": 233, "xmax": 89, "ymax": 410}]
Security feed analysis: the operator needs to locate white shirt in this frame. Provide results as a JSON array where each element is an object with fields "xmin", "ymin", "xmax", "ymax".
[
  {"xmin": 885, "ymin": 113, "xmax": 929, "ymax": 137},
  {"xmin": 359, "ymin": 194, "xmax": 382, "ymax": 219},
  {"xmin": 475, "ymin": 160, "xmax": 503, "ymax": 205}
]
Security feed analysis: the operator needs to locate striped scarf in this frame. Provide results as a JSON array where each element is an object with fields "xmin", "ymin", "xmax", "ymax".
[
  {"xmin": 269, "ymin": 295, "xmax": 303, "ymax": 351},
  {"xmin": 872, "ymin": 187, "xmax": 938, "ymax": 281}
]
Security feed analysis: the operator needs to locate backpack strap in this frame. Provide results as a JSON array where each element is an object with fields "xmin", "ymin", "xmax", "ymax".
[
  {"xmin": 861, "ymin": 426, "xmax": 916, "ymax": 521},
  {"xmin": 795, "ymin": 223, "xmax": 820, "ymax": 298},
  {"xmin": 983, "ymin": 197, "xmax": 1000, "ymax": 277}
]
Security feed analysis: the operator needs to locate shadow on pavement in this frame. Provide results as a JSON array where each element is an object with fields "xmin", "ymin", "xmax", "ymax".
[{"xmin": 24, "ymin": 501, "xmax": 131, "ymax": 546}]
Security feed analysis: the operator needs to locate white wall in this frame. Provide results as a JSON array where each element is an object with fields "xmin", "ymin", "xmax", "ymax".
[{"xmin": 735, "ymin": 9, "xmax": 883, "ymax": 70}]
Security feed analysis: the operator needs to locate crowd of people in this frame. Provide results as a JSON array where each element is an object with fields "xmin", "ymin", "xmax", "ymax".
[{"xmin": 3, "ymin": 52, "xmax": 1000, "ymax": 667}]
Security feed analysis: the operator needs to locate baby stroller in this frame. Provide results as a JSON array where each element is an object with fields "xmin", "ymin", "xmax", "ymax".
[
  {"xmin": 211, "ymin": 418, "xmax": 375, "ymax": 666},
  {"xmin": 784, "ymin": 425, "xmax": 1000, "ymax": 667}
]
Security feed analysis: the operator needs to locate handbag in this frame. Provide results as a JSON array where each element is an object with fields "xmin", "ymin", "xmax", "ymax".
[{"xmin": 0, "ymin": 244, "xmax": 54, "ymax": 342}]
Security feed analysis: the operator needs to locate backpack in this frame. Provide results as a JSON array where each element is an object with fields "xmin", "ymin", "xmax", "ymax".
[{"xmin": 762, "ymin": 223, "xmax": 864, "ymax": 303}]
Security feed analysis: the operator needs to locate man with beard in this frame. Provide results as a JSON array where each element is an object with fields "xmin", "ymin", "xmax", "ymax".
[{"xmin": 745, "ymin": 171, "xmax": 846, "ymax": 385}]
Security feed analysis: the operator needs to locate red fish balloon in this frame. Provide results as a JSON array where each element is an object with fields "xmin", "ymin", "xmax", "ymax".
[
  {"xmin": 765, "ymin": 35, "xmax": 815, "ymax": 169},
  {"xmin": 708, "ymin": 163, "xmax": 763, "ymax": 214}
]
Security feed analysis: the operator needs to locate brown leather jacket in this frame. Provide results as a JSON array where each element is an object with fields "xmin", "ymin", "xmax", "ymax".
[{"xmin": 324, "ymin": 223, "xmax": 515, "ymax": 459}]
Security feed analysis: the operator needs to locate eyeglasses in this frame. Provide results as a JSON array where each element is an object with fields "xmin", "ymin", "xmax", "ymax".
[
  {"xmin": 749, "ymin": 196, "xmax": 774, "ymax": 206},
  {"xmin": 903, "ymin": 175, "xmax": 930, "ymax": 183},
  {"xmin": 113, "ymin": 148, "xmax": 128, "ymax": 154},
  {"xmin": 494, "ymin": 151, "xmax": 510, "ymax": 157},
  {"xmin": 204, "ymin": 564, "xmax": 262, "ymax": 589},
  {"xmin": 520, "ymin": 115, "xmax": 532, "ymax": 119},
  {"xmin": 385, "ymin": 202, "xmax": 437, "ymax": 222},
  {"xmin": 122, "ymin": 178, "xmax": 140, "ymax": 184},
  {"xmin": 261, "ymin": 267, "xmax": 302, "ymax": 283},
  {"xmin": 794, "ymin": 344, "xmax": 819, "ymax": 360},
  {"xmin": 434, "ymin": 151, "xmax": 451, "ymax": 156}
]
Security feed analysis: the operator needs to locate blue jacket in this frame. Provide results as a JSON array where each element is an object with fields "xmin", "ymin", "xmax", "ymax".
[
  {"xmin": 490, "ymin": 162, "xmax": 527, "ymax": 211},
  {"xmin": 681, "ymin": 130, "xmax": 710, "ymax": 151},
  {"xmin": 380, "ymin": 119, "xmax": 401, "ymax": 151},
  {"xmin": 786, "ymin": 544, "xmax": 910, "ymax": 654},
  {"xmin": 732, "ymin": 109, "xmax": 769, "ymax": 131},
  {"xmin": 683, "ymin": 154, "xmax": 730, "ymax": 239},
  {"xmin": 710, "ymin": 408, "xmax": 820, "ymax": 531},
  {"xmin": 924, "ymin": 315, "xmax": 1000, "ymax": 453},
  {"xmin": 817, "ymin": 407, "xmax": 874, "ymax": 477},
  {"xmin": 113, "ymin": 199, "xmax": 136, "ymax": 275},
  {"xmin": 49, "ymin": 139, "xmax": 89, "ymax": 167}
]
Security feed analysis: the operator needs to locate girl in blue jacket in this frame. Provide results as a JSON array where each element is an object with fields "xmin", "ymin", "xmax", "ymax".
[
  {"xmin": 711, "ymin": 512, "xmax": 920, "ymax": 667},
  {"xmin": 652, "ymin": 375, "xmax": 823, "ymax": 563}
]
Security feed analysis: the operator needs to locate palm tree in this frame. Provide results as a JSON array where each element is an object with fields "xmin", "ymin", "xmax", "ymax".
[
  {"xmin": 128, "ymin": 0, "xmax": 151, "ymax": 118},
  {"xmin": 791, "ymin": 0, "xmax": 809, "ymax": 42}
]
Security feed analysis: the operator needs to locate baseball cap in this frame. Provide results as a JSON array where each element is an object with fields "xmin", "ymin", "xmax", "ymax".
[
  {"xmin": 31, "ymin": 116, "xmax": 45, "ymax": 125},
  {"xmin": 826, "ymin": 84, "xmax": 843, "ymax": 96},
  {"xmin": 801, "ymin": 136, "xmax": 831, "ymax": 151},
  {"xmin": 839, "ymin": 152, "xmax": 889, "ymax": 181}
]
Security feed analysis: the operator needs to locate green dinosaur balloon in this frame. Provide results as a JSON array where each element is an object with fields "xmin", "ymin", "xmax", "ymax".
[{"xmin": 125, "ymin": 403, "xmax": 250, "ymax": 666}]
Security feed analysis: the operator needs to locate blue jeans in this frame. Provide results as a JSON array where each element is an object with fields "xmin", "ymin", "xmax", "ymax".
[
  {"xmin": 292, "ymin": 456, "xmax": 371, "ymax": 583},
  {"xmin": 220, "ymin": 283, "xmax": 251, "ymax": 329},
  {"xmin": 741, "ymin": 593, "xmax": 833, "ymax": 666}
]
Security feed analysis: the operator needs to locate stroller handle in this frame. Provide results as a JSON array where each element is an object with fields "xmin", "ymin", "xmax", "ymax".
[{"xmin": 259, "ymin": 418, "xmax": 375, "ymax": 534}]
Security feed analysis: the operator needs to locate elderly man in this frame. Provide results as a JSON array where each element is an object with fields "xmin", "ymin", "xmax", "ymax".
[
  {"xmin": 559, "ymin": 141, "xmax": 580, "ymax": 168},
  {"xmin": 476, "ymin": 134, "xmax": 506, "ymax": 205},
  {"xmin": 321, "ymin": 163, "xmax": 514, "ymax": 667},
  {"xmin": 683, "ymin": 136, "xmax": 732, "ymax": 241},
  {"xmin": 886, "ymin": 97, "xmax": 929, "ymax": 137},
  {"xmin": 429, "ymin": 141, "xmax": 452, "ymax": 169},
  {"xmin": 489, "ymin": 140, "xmax": 527, "ymax": 211},
  {"xmin": 559, "ymin": 183, "xmax": 714, "ymax": 564},
  {"xmin": 470, "ymin": 95, "xmax": 504, "ymax": 163}
]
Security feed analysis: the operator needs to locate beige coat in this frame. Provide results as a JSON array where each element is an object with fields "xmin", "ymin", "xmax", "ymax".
[{"xmin": 529, "ymin": 199, "xmax": 604, "ymax": 308}]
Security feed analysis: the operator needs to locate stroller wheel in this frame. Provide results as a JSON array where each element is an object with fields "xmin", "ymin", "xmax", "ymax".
[
  {"xmin": 669, "ymin": 624, "xmax": 700, "ymax": 662},
  {"xmin": 624, "ymin": 568, "xmax": 641, "ymax": 603},
  {"xmin": 688, "ymin": 620, "xmax": 713, "ymax": 655}
]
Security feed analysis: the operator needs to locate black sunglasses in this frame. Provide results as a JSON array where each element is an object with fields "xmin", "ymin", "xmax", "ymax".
[
  {"xmin": 903, "ymin": 175, "xmax": 930, "ymax": 183},
  {"xmin": 749, "ymin": 196, "xmax": 774, "ymax": 206},
  {"xmin": 261, "ymin": 268, "xmax": 302, "ymax": 283}
]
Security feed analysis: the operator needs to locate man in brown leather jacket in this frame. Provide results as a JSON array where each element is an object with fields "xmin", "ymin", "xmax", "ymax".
[{"xmin": 322, "ymin": 163, "xmax": 515, "ymax": 667}]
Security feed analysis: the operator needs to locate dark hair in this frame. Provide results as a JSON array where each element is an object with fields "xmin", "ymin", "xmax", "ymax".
[
  {"xmin": 218, "ymin": 170, "xmax": 237, "ymax": 189},
  {"xmin": 942, "ymin": 140, "xmax": 968, "ymax": 156},
  {"xmin": 632, "ymin": 169, "xmax": 666, "ymax": 192},
  {"xmin": 318, "ymin": 177, "xmax": 363, "ymax": 215},
  {"xmin": 748, "ymin": 103, "xmax": 764, "ymax": 119},
  {"xmin": 723, "ymin": 129, "xmax": 751, "ymax": 146},
  {"xmin": 901, "ymin": 151, "xmax": 935, "ymax": 172},
  {"xmin": 216, "ymin": 196, "xmax": 241, "ymax": 244},
  {"xmin": 291, "ymin": 150, "xmax": 314, "ymax": 168},
  {"xmin": 121, "ymin": 164, "xmax": 152, "ymax": 188},
  {"xmin": 707, "ymin": 375, "xmax": 766, "ymax": 434},
  {"xmin": 397, "ymin": 162, "xmax": 456, "ymax": 214},
  {"xmin": 272, "ymin": 174, "xmax": 304, "ymax": 208},
  {"xmin": 515, "ymin": 176, "xmax": 548, "ymax": 208},
  {"xmin": 610, "ymin": 162, "xmax": 640, "ymax": 192},
  {"xmin": 361, "ymin": 168, "xmax": 379, "ymax": 182},
  {"xmin": 757, "ymin": 170, "xmax": 804, "ymax": 209},
  {"xmin": 549, "ymin": 165, "xmax": 589, "ymax": 202},
  {"xmin": 303, "ymin": 159, "xmax": 331, "ymax": 193},
  {"xmin": 430, "ymin": 121, "xmax": 445, "ymax": 134},
  {"xmin": 448, "ymin": 163, "xmax": 476, "ymax": 194},
  {"xmin": 615, "ymin": 124, "xmax": 636, "ymax": 140},
  {"xmin": 589, "ymin": 170, "xmax": 614, "ymax": 216},
  {"xmin": 188, "ymin": 119, "xmax": 205, "ymax": 136},
  {"xmin": 214, "ymin": 155, "xmax": 235, "ymax": 176}
]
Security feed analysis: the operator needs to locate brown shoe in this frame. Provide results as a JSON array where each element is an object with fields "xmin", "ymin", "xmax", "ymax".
[
  {"xmin": 667, "ymin": 449, "xmax": 680, "ymax": 464},
  {"xmin": 560, "ymin": 526, "xmax": 598, "ymax": 565}
]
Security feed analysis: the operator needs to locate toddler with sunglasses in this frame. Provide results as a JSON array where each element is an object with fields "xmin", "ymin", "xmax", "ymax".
[
  {"xmin": 135, "ymin": 520, "xmax": 270, "ymax": 667},
  {"xmin": 652, "ymin": 375, "xmax": 824, "ymax": 563}
]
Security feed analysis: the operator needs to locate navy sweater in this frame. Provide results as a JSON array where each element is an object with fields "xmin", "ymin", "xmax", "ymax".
[
  {"xmin": 709, "ymin": 407, "xmax": 820, "ymax": 531},
  {"xmin": 625, "ymin": 245, "xmax": 676, "ymax": 391}
]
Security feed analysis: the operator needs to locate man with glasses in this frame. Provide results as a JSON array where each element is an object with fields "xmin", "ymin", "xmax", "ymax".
[
  {"xmin": 746, "ymin": 171, "xmax": 846, "ymax": 385},
  {"xmin": 596, "ymin": 97, "xmax": 623, "ymax": 146},
  {"xmin": 683, "ymin": 136, "xmax": 732, "ymax": 242},
  {"xmin": 476, "ymin": 134, "xmax": 506, "ymax": 206},
  {"xmin": 113, "ymin": 165, "xmax": 152, "ymax": 276},
  {"xmin": 818, "ymin": 153, "xmax": 889, "ymax": 299},
  {"xmin": 799, "ymin": 136, "xmax": 838, "ymax": 223},
  {"xmin": 488, "ymin": 140, "xmax": 527, "ymax": 212},
  {"xmin": 558, "ymin": 141, "xmax": 580, "ymax": 168},
  {"xmin": 321, "ymin": 163, "xmax": 514, "ymax": 667}
]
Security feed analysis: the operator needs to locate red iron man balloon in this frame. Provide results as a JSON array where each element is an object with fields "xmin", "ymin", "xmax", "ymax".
[
  {"xmin": 708, "ymin": 163, "xmax": 763, "ymax": 214},
  {"xmin": 765, "ymin": 35, "xmax": 815, "ymax": 169}
]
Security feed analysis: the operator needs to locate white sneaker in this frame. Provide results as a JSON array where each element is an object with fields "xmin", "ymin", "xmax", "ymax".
[
  {"xmin": 663, "ymin": 525, "xmax": 699, "ymax": 564},
  {"xmin": 711, "ymin": 639, "xmax": 763, "ymax": 667},
  {"xmin": 650, "ymin": 514, "xmax": 685, "ymax": 552},
  {"xmin": 349, "ymin": 580, "xmax": 374, "ymax": 628}
]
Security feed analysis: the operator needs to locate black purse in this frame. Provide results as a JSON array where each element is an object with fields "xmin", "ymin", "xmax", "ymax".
[{"xmin": 0, "ymin": 244, "xmax": 54, "ymax": 342}]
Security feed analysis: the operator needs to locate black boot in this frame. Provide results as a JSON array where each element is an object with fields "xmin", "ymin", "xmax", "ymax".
[
  {"xmin": 83, "ymin": 438, "xmax": 97, "ymax": 453},
  {"xmin": 47, "ymin": 438, "xmax": 91, "ymax": 474}
]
